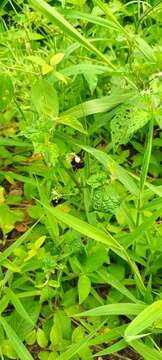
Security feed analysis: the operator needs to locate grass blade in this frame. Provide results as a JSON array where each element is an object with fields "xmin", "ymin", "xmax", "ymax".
[
  {"xmin": 40, "ymin": 203, "xmax": 127, "ymax": 254},
  {"xmin": 130, "ymin": 339, "xmax": 162, "ymax": 360},
  {"xmin": 119, "ymin": 208, "xmax": 162, "ymax": 248},
  {"xmin": 63, "ymin": 90, "xmax": 135, "ymax": 118},
  {"xmin": 59, "ymin": 320, "xmax": 106, "ymax": 360},
  {"xmin": 124, "ymin": 300, "xmax": 162, "ymax": 341},
  {"xmin": 136, "ymin": 117, "xmax": 154, "ymax": 225},
  {"xmin": 89, "ymin": 324, "xmax": 126, "ymax": 346},
  {"xmin": 97, "ymin": 270, "xmax": 138, "ymax": 303},
  {"xmin": 5, "ymin": 289, "xmax": 34, "ymax": 326},
  {"xmin": 29, "ymin": 0, "xmax": 115, "ymax": 68},
  {"xmin": 0, "ymin": 222, "xmax": 37, "ymax": 264},
  {"xmin": 74, "ymin": 303, "xmax": 146, "ymax": 317},
  {"xmin": 63, "ymin": 9, "xmax": 119, "ymax": 31},
  {"xmin": 81, "ymin": 145, "xmax": 139, "ymax": 196},
  {"xmin": 95, "ymin": 339, "xmax": 127, "ymax": 356},
  {"xmin": 0, "ymin": 315, "xmax": 34, "ymax": 360},
  {"xmin": 41, "ymin": 203, "xmax": 145, "ymax": 293}
]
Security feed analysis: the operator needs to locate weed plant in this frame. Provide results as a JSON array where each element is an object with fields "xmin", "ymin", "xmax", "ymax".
[{"xmin": 1, "ymin": 0, "xmax": 162, "ymax": 359}]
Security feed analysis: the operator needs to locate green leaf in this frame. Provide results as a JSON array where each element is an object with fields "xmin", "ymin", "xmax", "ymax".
[
  {"xmin": 31, "ymin": 79, "xmax": 59, "ymax": 116},
  {"xmin": 40, "ymin": 202, "xmax": 131, "ymax": 262},
  {"xmin": 63, "ymin": 9, "xmax": 119, "ymax": 31},
  {"xmin": 41, "ymin": 202, "xmax": 145, "ymax": 293},
  {"xmin": 5, "ymin": 289, "xmax": 34, "ymax": 326},
  {"xmin": 135, "ymin": 36, "xmax": 156, "ymax": 62},
  {"xmin": 25, "ymin": 329, "xmax": 37, "ymax": 346},
  {"xmin": 85, "ymin": 247, "xmax": 107, "ymax": 273},
  {"xmin": 0, "ymin": 222, "xmax": 37, "ymax": 264},
  {"xmin": 29, "ymin": 0, "xmax": 115, "ymax": 68},
  {"xmin": 81, "ymin": 145, "xmax": 139, "ymax": 196},
  {"xmin": 0, "ymin": 315, "xmax": 34, "ymax": 360},
  {"xmin": 97, "ymin": 269, "xmax": 138, "ymax": 303},
  {"xmin": 59, "ymin": 321, "xmax": 105, "ymax": 360},
  {"xmin": 120, "ymin": 209, "xmax": 162, "ymax": 248},
  {"xmin": 0, "ymin": 204, "xmax": 24, "ymax": 235},
  {"xmin": 111, "ymin": 105, "xmax": 149, "ymax": 148},
  {"xmin": 37, "ymin": 328, "xmax": 48, "ymax": 348},
  {"xmin": 50, "ymin": 310, "xmax": 72, "ymax": 347},
  {"xmin": 63, "ymin": 90, "xmax": 135, "ymax": 119},
  {"xmin": 78, "ymin": 275, "xmax": 91, "ymax": 304},
  {"xmin": 136, "ymin": 116, "xmax": 154, "ymax": 225},
  {"xmin": 124, "ymin": 300, "xmax": 162, "ymax": 341},
  {"xmin": 130, "ymin": 339, "xmax": 162, "ymax": 360},
  {"xmin": 75, "ymin": 303, "xmax": 146, "ymax": 317},
  {"xmin": 7, "ymin": 299, "xmax": 40, "ymax": 341},
  {"xmin": 0, "ymin": 73, "xmax": 14, "ymax": 111},
  {"xmin": 58, "ymin": 115, "xmax": 87, "ymax": 134},
  {"xmin": 95, "ymin": 338, "xmax": 127, "ymax": 356},
  {"xmin": 1, "ymin": 339, "xmax": 17, "ymax": 359}
]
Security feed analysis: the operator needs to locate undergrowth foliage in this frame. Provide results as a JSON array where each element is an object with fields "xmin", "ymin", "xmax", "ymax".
[{"xmin": 1, "ymin": 0, "xmax": 162, "ymax": 359}]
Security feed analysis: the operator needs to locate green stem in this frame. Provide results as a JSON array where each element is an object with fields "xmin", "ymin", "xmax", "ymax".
[{"xmin": 136, "ymin": 116, "xmax": 154, "ymax": 227}]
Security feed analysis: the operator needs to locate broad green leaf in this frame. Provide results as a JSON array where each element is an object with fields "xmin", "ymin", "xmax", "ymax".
[
  {"xmin": 50, "ymin": 52, "xmax": 64, "ymax": 66},
  {"xmin": 85, "ymin": 247, "xmax": 107, "ymax": 273},
  {"xmin": 62, "ymin": 63, "xmax": 110, "ymax": 93},
  {"xmin": 75, "ymin": 303, "xmax": 146, "ymax": 317},
  {"xmin": 0, "ymin": 73, "xmax": 14, "ymax": 111},
  {"xmin": 31, "ymin": 79, "xmax": 59, "ymax": 116},
  {"xmin": 25, "ymin": 236, "xmax": 46, "ymax": 261},
  {"xmin": 78, "ymin": 275, "xmax": 91, "ymax": 304},
  {"xmin": 50, "ymin": 322, "xmax": 61, "ymax": 347},
  {"xmin": 41, "ymin": 64, "xmax": 53, "ymax": 75},
  {"xmin": 0, "ymin": 315, "xmax": 34, "ymax": 360},
  {"xmin": 37, "ymin": 328, "xmax": 48, "ymax": 348},
  {"xmin": 1, "ymin": 339, "xmax": 17, "ymax": 359},
  {"xmin": 58, "ymin": 115, "xmax": 87, "ymax": 134},
  {"xmin": 50, "ymin": 310, "xmax": 72, "ymax": 346},
  {"xmin": 25, "ymin": 329, "xmax": 37, "ymax": 346},
  {"xmin": 72, "ymin": 325, "xmax": 84, "ymax": 343},
  {"xmin": 124, "ymin": 300, "xmax": 162, "ymax": 341},
  {"xmin": 0, "ymin": 204, "xmax": 24, "ymax": 235}
]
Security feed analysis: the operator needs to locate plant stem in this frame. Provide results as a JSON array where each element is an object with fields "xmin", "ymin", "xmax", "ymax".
[{"xmin": 136, "ymin": 116, "xmax": 154, "ymax": 227}]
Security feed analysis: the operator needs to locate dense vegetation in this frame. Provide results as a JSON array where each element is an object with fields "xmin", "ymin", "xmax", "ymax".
[{"xmin": 1, "ymin": 0, "xmax": 162, "ymax": 359}]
